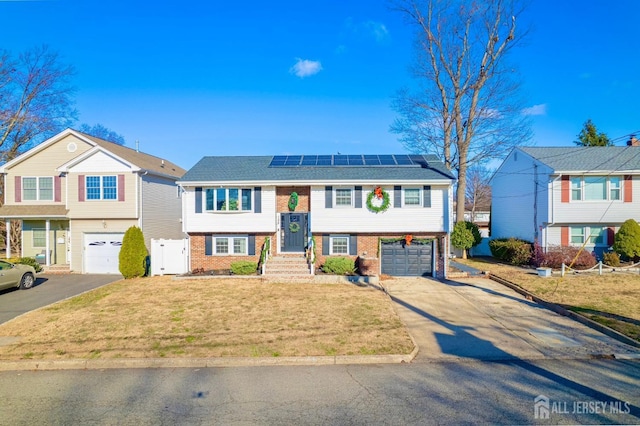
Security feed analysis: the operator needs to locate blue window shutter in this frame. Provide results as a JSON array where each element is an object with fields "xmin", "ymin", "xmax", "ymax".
[
  {"xmin": 322, "ymin": 235, "xmax": 330, "ymax": 255},
  {"xmin": 195, "ymin": 187, "xmax": 202, "ymax": 213},
  {"xmin": 254, "ymin": 187, "xmax": 261, "ymax": 213},
  {"xmin": 394, "ymin": 186, "xmax": 402, "ymax": 208},
  {"xmin": 423, "ymin": 185, "xmax": 431, "ymax": 208},
  {"xmin": 205, "ymin": 235, "xmax": 212, "ymax": 255},
  {"xmin": 325, "ymin": 186, "xmax": 333, "ymax": 208},
  {"xmin": 248, "ymin": 235, "xmax": 256, "ymax": 255},
  {"xmin": 354, "ymin": 186, "xmax": 362, "ymax": 208},
  {"xmin": 349, "ymin": 235, "xmax": 358, "ymax": 255}
]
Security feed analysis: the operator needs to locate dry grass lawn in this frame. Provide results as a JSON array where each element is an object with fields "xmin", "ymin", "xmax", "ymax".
[
  {"xmin": 0, "ymin": 277, "xmax": 414, "ymax": 360},
  {"xmin": 457, "ymin": 258, "xmax": 640, "ymax": 342}
]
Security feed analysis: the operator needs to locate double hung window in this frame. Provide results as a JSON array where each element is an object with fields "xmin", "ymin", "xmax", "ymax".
[
  {"xmin": 23, "ymin": 177, "xmax": 53, "ymax": 201},
  {"xmin": 403, "ymin": 188, "xmax": 421, "ymax": 206},
  {"xmin": 330, "ymin": 236, "xmax": 349, "ymax": 254},
  {"xmin": 214, "ymin": 236, "xmax": 248, "ymax": 255},
  {"xmin": 86, "ymin": 176, "xmax": 117, "ymax": 200},
  {"xmin": 334, "ymin": 188, "xmax": 353, "ymax": 207},
  {"xmin": 570, "ymin": 176, "xmax": 621, "ymax": 201}
]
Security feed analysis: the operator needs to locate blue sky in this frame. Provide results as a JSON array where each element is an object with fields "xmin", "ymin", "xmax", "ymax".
[{"xmin": 3, "ymin": 0, "xmax": 640, "ymax": 169}]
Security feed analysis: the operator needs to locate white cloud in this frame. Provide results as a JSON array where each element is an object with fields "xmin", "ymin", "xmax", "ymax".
[
  {"xmin": 363, "ymin": 20, "xmax": 389, "ymax": 43},
  {"xmin": 522, "ymin": 104, "xmax": 547, "ymax": 116},
  {"xmin": 289, "ymin": 58, "xmax": 323, "ymax": 78}
]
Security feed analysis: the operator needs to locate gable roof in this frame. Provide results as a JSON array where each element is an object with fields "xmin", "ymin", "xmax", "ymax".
[
  {"xmin": 180, "ymin": 155, "xmax": 455, "ymax": 185},
  {"xmin": 519, "ymin": 146, "xmax": 640, "ymax": 173},
  {"xmin": 0, "ymin": 128, "xmax": 185, "ymax": 179}
]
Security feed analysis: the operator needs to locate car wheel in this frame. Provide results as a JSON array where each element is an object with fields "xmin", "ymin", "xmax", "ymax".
[{"xmin": 19, "ymin": 273, "xmax": 35, "ymax": 290}]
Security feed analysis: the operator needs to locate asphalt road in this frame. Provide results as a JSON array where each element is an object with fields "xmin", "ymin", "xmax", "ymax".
[
  {"xmin": 0, "ymin": 359, "xmax": 638, "ymax": 425},
  {"xmin": 0, "ymin": 274, "xmax": 122, "ymax": 324}
]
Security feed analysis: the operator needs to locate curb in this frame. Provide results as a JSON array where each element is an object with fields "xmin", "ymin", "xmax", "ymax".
[
  {"xmin": 0, "ymin": 351, "xmax": 417, "ymax": 372},
  {"xmin": 487, "ymin": 273, "xmax": 640, "ymax": 349}
]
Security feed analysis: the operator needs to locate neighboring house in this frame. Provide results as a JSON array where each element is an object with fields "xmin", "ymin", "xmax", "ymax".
[
  {"xmin": 0, "ymin": 129, "xmax": 186, "ymax": 273},
  {"xmin": 179, "ymin": 154, "xmax": 456, "ymax": 277},
  {"xmin": 491, "ymin": 145, "xmax": 640, "ymax": 258}
]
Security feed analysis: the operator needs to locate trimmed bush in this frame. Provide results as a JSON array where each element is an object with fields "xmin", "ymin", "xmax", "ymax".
[
  {"xmin": 322, "ymin": 257, "xmax": 356, "ymax": 275},
  {"xmin": 118, "ymin": 226, "xmax": 148, "ymax": 278},
  {"xmin": 451, "ymin": 221, "xmax": 482, "ymax": 258},
  {"xmin": 489, "ymin": 238, "xmax": 532, "ymax": 265},
  {"xmin": 612, "ymin": 219, "xmax": 640, "ymax": 261},
  {"xmin": 603, "ymin": 251, "xmax": 621, "ymax": 267},
  {"xmin": 536, "ymin": 245, "xmax": 597, "ymax": 269},
  {"xmin": 231, "ymin": 261, "xmax": 258, "ymax": 275}
]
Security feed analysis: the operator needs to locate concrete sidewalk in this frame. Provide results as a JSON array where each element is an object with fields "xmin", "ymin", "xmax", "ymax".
[{"xmin": 385, "ymin": 277, "xmax": 640, "ymax": 362}]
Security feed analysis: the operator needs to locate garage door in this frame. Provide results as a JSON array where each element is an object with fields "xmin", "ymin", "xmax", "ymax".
[
  {"xmin": 381, "ymin": 241, "xmax": 433, "ymax": 276},
  {"xmin": 84, "ymin": 233, "xmax": 124, "ymax": 274}
]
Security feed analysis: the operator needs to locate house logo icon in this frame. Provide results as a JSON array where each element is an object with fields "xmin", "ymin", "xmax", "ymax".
[{"xmin": 534, "ymin": 394, "xmax": 550, "ymax": 419}]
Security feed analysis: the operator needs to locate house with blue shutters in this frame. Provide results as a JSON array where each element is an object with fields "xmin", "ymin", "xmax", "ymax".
[
  {"xmin": 491, "ymin": 144, "xmax": 640, "ymax": 258},
  {"xmin": 178, "ymin": 154, "xmax": 456, "ymax": 277}
]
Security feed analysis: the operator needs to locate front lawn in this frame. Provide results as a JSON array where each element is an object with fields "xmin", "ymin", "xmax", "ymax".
[{"xmin": 0, "ymin": 277, "xmax": 414, "ymax": 360}]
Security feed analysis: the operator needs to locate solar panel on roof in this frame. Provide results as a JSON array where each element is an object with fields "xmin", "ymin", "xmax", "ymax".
[
  {"xmin": 270, "ymin": 156, "xmax": 287, "ymax": 166},
  {"xmin": 348, "ymin": 155, "xmax": 364, "ymax": 165},
  {"xmin": 317, "ymin": 155, "xmax": 332, "ymax": 165},
  {"xmin": 409, "ymin": 155, "xmax": 426, "ymax": 164},
  {"xmin": 364, "ymin": 155, "xmax": 381, "ymax": 165},
  {"xmin": 379, "ymin": 155, "xmax": 395, "ymax": 165},
  {"xmin": 301, "ymin": 155, "xmax": 318, "ymax": 165},
  {"xmin": 394, "ymin": 154, "xmax": 412, "ymax": 165},
  {"xmin": 284, "ymin": 156, "xmax": 302, "ymax": 166},
  {"xmin": 334, "ymin": 155, "xmax": 348, "ymax": 165}
]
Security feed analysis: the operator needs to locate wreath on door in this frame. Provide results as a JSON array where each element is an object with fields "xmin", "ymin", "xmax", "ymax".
[
  {"xmin": 288, "ymin": 192, "xmax": 299, "ymax": 211},
  {"xmin": 289, "ymin": 222, "xmax": 300, "ymax": 233}
]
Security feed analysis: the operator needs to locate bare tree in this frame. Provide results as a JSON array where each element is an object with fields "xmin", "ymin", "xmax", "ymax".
[
  {"xmin": 390, "ymin": 0, "xmax": 532, "ymax": 223},
  {"xmin": 0, "ymin": 45, "xmax": 77, "ymax": 164},
  {"xmin": 79, "ymin": 123, "xmax": 126, "ymax": 145},
  {"xmin": 465, "ymin": 165, "xmax": 492, "ymax": 221}
]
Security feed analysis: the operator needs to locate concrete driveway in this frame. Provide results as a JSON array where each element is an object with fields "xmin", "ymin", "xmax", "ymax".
[
  {"xmin": 0, "ymin": 274, "xmax": 122, "ymax": 324},
  {"xmin": 386, "ymin": 277, "xmax": 640, "ymax": 362}
]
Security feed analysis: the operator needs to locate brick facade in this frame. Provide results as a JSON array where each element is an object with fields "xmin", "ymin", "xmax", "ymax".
[
  {"xmin": 189, "ymin": 233, "xmax": 273, "ymax": 271},
  {"xmin": 314, "ymin": 233, "xmax": 449, "ymax": 278},
  {"xmin": 276, "ymin": 186, "xmax": 310, "ymax": 212}
]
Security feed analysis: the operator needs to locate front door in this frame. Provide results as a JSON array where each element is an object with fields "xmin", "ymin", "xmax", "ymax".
[{"xmin": 281, "ymin": 213, "xmax": 307, "ymax": 252}]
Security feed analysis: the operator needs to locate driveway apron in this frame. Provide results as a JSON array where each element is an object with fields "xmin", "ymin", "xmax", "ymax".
[{"xmin": 385, "ymin": 277, "xmax": 640, "ymax": 362}]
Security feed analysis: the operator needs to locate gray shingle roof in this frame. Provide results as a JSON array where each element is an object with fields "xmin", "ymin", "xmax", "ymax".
[
  {"xmin": 180, "ymin": 155, "xmax": 455, "ymax": 183},
  {"xmin": 519, "ymin": 146, "xmax": 640, "ymax": 172}
]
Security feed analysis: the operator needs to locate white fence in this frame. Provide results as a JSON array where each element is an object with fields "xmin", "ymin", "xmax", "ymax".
[{"xmin": 150, "ymin": 238, "xmax": 189, "ymax": 276}]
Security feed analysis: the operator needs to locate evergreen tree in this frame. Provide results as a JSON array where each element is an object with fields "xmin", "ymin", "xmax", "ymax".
[
  {"xmin": 575, "ymin": 119, "xmax": 612, "ymax": 146},
  {"xmin": 612, "ymin": 219, "xmax": 640, "ymax": 260},
  {"xmin": 118, "ymin": 226, "xmax": 148, "ymax": 278}
]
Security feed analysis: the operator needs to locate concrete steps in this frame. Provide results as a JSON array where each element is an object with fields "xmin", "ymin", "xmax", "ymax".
[
  {"xmin": 41, "ymin": 264, "xmax": 71, "ymax": 274},
  {"xmin": 264, "ymin": 255, "xmax": 311, "ymax": 276}
]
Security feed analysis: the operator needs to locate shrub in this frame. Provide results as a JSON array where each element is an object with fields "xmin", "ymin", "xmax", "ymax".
[
  {"xmin": 118, "ymin": 226, "xmax": 148, "ymax": 279},
  {"xmin": 536, "ymin": 245, "xmax": 597, "ymax": 269},
  {"xmin": 322, "ymin": 257, "xmax": 356, "ymax": 275},
  {"xmin": 612, "ymin": 219, "xmax": 640, "ymax": 260},
  {"xmin": 603, "ymin": 251, "xmax": 621, "ymax": 267},
  {"xmin": 451, "ymin": 221, "xmax": 482, "ymax": 258},
  {"xmin": 489, "ymin": 238, "xmax": 532, "ymax": 265},
  {"xmin": 230, "ymin": 261, "xmax": 257, "ymax": 275},
  {"xmin": 14, "ymin": 257, "xmax": 42, "ymax": 273}
]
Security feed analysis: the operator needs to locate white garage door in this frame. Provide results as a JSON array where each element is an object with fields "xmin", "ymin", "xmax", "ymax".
[{"xmin": 84, "ymin": 233, "xmax": 124, "ymax": 274}]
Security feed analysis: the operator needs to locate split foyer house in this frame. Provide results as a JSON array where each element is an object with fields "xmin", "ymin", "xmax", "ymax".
[
  {"xmin": 491, "ymin": 145, "xmax": 640, "ymax": 258},
  {"xmin": 179, "ymin": 154, "xmax": 456, "ymax": 277},
  {"xmin": 0, "ymin": 129, "xmax": 186, "ymax": 273}
]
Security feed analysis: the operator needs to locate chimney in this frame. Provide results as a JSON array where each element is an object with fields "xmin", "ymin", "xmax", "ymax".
[{"xmin": 627, "ymin": 135, "xmax": 640, "ymax": 146}]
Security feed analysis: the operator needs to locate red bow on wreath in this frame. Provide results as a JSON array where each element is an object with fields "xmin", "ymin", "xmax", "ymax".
[
  {"xmin": 405, "ymin": 235, "xmax": 413, "ymax": 246},
  {"xmin": 374, "ymin": 186, "xmax": 384, "ymax": 199}
]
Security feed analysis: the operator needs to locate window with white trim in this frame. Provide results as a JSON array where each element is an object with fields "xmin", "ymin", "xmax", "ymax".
[
  {"xmin": 403, "ymin": 188, "xmax": 422, "ymax": 206},
  {"xmin": 570, "ymin": 226, "xmax": 607, "ymax": 246},
  {"xmin": 570, "ymin": 176, "xmax": 621, "ymax": 201},
  {"xmin": 33, "ymin": 228, "xmax": 46, "ymax": 248},
  {"xmin": 330, "ymin": 235, "xmax": 349, "ymax": 255},
  {"xmin": 86, "ymin": 176, "xmax": 117, "ymax": 200},
  {"xmin": 334, "ymin": 188, "xmax": 353, "ymax": 207},
  {"xmin": 23, "ymin": 177, "xmax": 53, "ymax": 201},
  {"xmin": 205, "ymin": 188, "xmax": 252, "ymax": 211},
  {"xmin": 214, "ymin": 236, "xmax": 248, "ymax": 255}
]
